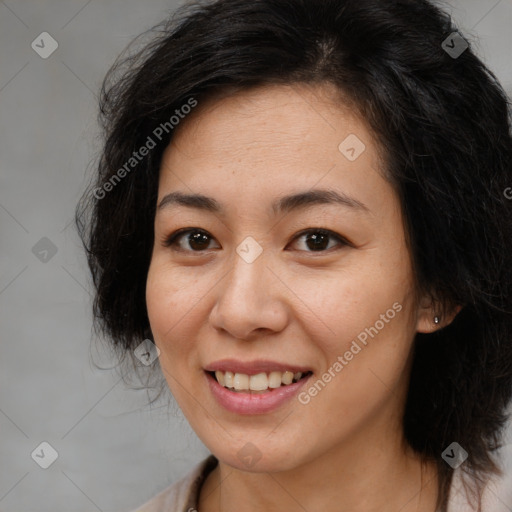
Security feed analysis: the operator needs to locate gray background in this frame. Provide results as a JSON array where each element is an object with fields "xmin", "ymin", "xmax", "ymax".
[{"xmin": 1, "ymin": 0, "xmax": 512, "ymax": 510}]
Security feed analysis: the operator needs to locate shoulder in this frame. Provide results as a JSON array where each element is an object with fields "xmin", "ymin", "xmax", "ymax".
[{"xmin": 128, "ymin": 454, "xmax": 218, "ymax": 512}]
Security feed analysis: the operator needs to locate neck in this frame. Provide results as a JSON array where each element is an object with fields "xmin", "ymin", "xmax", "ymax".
[{"xmin": 199, "ymin": 430, "xmax": 439, "ymax": 512}]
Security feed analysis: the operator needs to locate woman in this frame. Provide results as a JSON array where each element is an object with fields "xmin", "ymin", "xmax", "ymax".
[{"xmin": 76, "ymin": 0, "xmax": 512, "ymax": 511}]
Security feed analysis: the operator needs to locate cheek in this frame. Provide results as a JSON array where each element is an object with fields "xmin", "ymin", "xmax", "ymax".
[
  {"xmin": 290, "ymin": 257, "xmax": 414, "ymax": 358},
  {"xmin": 146, "ymin": 262, "xmax": 172, "ymax": 335},
  {"xmin": 315, "ymin": 297, "xmax": 415, "ymax": 414},
  {"xmin": 145, "ymin": 261, "xmax": 202, "ymax": 404},
  {"xmin": 146, "ymin": 258, "xmax": 204, "ymax": 330},
  {"xmin": 145, "ymin": 258, "xmax": 217, "ymax": 377},
  {"xmin": 146, "ymin": 261, "xmax": 192, "ymax": 355}
]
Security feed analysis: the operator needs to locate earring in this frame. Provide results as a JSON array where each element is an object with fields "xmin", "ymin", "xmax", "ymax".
[{"xmin": 434, "ymin": 316, "xmax": 441, "ymax": 325}]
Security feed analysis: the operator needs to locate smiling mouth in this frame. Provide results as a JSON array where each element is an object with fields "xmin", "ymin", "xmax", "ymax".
[{"xmin": 208, "ymin": 370, "xmax": 313, "ymax": 393}]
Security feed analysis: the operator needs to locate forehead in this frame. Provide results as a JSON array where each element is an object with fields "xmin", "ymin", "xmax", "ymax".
[
  {"xmin": 166, "ymin": 83, "xmax": 370, "ymax": 160},
  {"xmin": 157, "ymin": 83, "xmax": 394, "ymax": 219}
]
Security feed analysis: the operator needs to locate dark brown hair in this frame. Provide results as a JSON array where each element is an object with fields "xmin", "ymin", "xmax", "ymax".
[{"xmin": 76, "ymin": 1, "xmax": 512, "ymax": 510}]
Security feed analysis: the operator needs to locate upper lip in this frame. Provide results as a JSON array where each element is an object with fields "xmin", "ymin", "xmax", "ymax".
[{"xmin": 204, "ymin": 359, "xmax": 312, "ymax": 376}]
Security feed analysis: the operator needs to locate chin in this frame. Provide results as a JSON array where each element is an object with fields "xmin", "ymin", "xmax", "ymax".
[{"xmin": 209, "ymin": 442, "xmax": 307, "ymax": 473}]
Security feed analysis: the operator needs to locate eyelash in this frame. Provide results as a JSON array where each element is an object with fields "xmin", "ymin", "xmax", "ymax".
[{"xmin": 162, "ymin": 227, "xmax": 351, "ymax": 254}]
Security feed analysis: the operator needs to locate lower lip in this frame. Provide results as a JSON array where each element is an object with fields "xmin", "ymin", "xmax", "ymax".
[{"xmin": 205, "ymin": 371, "xmax": 312, "ymax": 415}]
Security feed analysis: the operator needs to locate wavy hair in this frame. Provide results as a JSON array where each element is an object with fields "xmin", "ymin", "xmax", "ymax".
[{"xmin": 76, "ymin": 1, "xmax": 512, "ymax": 510}]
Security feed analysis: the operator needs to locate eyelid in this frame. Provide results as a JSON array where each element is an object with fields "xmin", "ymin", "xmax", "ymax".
[
  {"xmin": 290, "ymin": 228, "xmax": 353, "ymax": 250},
  {"xmin": 162, "ymin": 227, "xmax": 214, "ymax": 249},
  {"xmin": 162, "ymin": 227, "xmax": 353, "ymax": 252}
]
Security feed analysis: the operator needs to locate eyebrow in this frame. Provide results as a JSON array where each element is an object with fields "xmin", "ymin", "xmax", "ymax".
[{"xmin": 157, "ymin": 189, "xmax": 370, "ymax": 216}]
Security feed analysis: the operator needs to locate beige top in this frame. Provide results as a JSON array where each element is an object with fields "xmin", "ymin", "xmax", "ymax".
[{"xmin": 128, "ymin": 454, "xmax": 501, "ymax": 512}]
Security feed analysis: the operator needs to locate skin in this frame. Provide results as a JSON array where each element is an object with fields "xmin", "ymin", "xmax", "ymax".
[{"xmin": 145, "ymin": 83, "xmax": 459, "ymax": 512}]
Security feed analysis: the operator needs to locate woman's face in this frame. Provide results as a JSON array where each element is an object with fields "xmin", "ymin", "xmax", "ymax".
[{"xmin": 146, "ymin": 83, "xmax": 436, "ymax": 472}]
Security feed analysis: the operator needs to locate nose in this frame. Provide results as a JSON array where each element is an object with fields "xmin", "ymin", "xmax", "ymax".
[{"xmin": 209, "ymin": 249, "xmax": 288, "ymax": 341}]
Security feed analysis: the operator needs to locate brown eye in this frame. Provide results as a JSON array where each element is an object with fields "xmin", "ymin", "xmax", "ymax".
[
  {"xmin": 289, "ymin": 229, "xmax": 350, "ymax": 253},
  {"xmin": 163, "ymin": 227, "xmax": 350, "ymax": 254},
  {"xmin": 163, "ymin": 228, "xmax": 219, "ymax": 252}
]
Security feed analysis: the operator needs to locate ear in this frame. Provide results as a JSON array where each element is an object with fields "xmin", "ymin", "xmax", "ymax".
[{"xmin": 416, "ymin": 294, "xmax": 463, "ymax": 334}]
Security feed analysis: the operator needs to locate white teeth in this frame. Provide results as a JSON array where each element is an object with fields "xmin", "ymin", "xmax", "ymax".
[
  {"xmin": 215, "ymin": 371, "xmax": 225, "ymax": 386},
  {"xmin": 233, "ymin": 373, "xmax": 249, "ymax": 390},
  {"xmin": 213, "ymin": 369, "xmax": 307, "ymax": 391},
  {"xmin": 224, "ymin": 371, "xmax": 234, "ymax": 388},
  {"xmin": 249, "ymin": 373, "xmax": 269, "ymax": 391},
  {"xmin": 268, "ymin": 371, "xmax": 282, "ymax": 388},
  {"xmin": 281, "ymin": 371, "xmax": 293, "ymax": 385}
]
